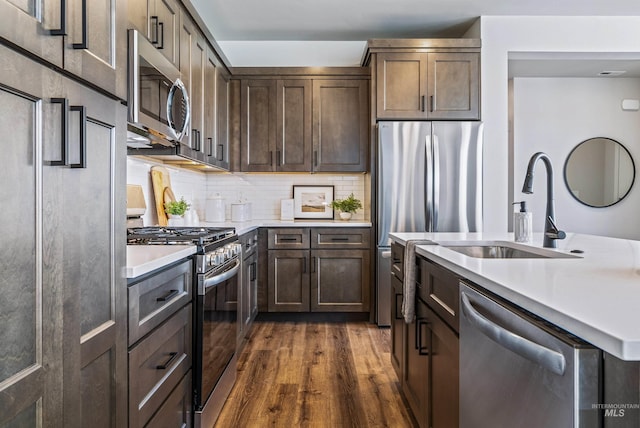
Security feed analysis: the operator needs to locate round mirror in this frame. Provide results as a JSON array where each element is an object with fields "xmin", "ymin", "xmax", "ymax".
[{"xmin": 564, "ymin": 137, "xmax": 635, "ymax": 208}]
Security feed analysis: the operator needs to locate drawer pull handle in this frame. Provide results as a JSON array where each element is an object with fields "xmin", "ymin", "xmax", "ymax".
[
  {"xmin": 330, "ymin": 237, "xmax": 349, "ymax": 241},
  {"xmin": 156, "ymin": 289, "xmax": 179, "ymax": 302},
  {"xmin": 279, "ymin": 237, "xmax": 298, "ymax": 242},
  {"xmin": 156, "ymin": 352, "xmax": 178, "ymax": 370}
]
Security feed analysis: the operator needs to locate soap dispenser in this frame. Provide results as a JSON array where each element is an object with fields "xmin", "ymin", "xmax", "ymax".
[{"xmin": 513, "ymin": 201, "xmax": 532, "ymax": 243}]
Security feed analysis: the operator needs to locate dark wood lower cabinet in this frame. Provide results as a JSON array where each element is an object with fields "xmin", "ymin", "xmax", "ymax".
[
  {"xmin": 268, "ymin": 250, "xmax": 310, "ymax": 312},
  {"xmin": 392, "ymin": 248, "xmax": 460, "ymax": 428},
  {"xmin": 266, "ymin": 228, "xmax": 371, "ymax": 313}
]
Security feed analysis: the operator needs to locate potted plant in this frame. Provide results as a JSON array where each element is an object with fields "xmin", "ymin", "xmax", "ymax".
[
  {"xmin": 165, "ymin": 197, "xmax": 190, "ymax": 225},
  {"xmin": 330, "ymin": 193, "xmax": 362, "ymax": 220}
]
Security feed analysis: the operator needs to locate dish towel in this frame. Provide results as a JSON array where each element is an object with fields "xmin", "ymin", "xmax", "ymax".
[{"xmin": 402, "ymin": 240, "xmax": 431, "ymax": 324}]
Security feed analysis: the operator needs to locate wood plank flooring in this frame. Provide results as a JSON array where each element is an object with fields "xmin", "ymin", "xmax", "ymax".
[{"xmin": 214, "ymin": 320, "xmax": 416, "ymax": 428}]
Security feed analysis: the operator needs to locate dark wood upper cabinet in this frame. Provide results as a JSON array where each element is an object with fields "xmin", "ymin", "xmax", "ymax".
[
  {"xmin": 375, "ymin": 51, "xmax": 479, "ymax": 120},
  {"xmin": 237, "ymin": 70, "xmax": 369, "ymax": 173},
  {"xmin": 128, "ymin": 0, "xmax": 181, "ymax": 69},
  {"xmin": 240, "ymin": 79, "xmax": 277, "ymax": 172},
  {"xmin": 276, "ymin": 79, "xmax": 312, "ymax": 172},
  {"xmin": 312, "ymin": 79, "xmax": 369, "ymax": 172}
]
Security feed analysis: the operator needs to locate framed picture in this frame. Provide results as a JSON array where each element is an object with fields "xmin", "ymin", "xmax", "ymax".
[{"xmin": 293, "ymin": 185, "xmax": 334, "ymax": 220}]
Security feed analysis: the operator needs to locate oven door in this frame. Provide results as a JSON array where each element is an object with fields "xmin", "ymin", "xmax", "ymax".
[{"xmin": 194, "ymin": 258, "xmax": 240, "ymax": 410}]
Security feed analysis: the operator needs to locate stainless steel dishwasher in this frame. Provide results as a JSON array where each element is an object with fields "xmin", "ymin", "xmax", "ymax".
[{"xmin": 459, "ymin": 282, "xmax": 602, "ymax": 428}]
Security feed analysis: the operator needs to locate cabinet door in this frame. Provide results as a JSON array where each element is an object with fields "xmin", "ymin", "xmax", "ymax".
[
  {"xmin": 310, "ymin": 249, "xmax": 370, "ymax": 312},
  {"xmin": 312, "ymin": 79, "xmax": 368, "ymax": 172},
  {"xmin": 179, "ymin": 13, "xmax": 206, "ymax": 159},
  {"xmin": 427, "ymin": 52, "xmax": 480, "ymax": 120},
  {"xmin": 0, "ymin": 45, "xmax": 64, "ymax": 427},
  {"xmin": 429, "ymin": 306, "xmax": 459, "ymax": 428},
  {"xmin": 276, "ymin": 79, "xmax": 312, "ymax": 172},
  {"xmin": 60, "ymin": 79, "xmax": 127, "ymax": 428},
  {"xmin": 215, "ymin": 65, "xmax": 231, "ymax": 170},
  {"xmin": 241, "ymin": 79, "xmax": 277, "ymax": 172},
  {"xmin": 376, "ymin": 53, "xmax": 429, "ymax": 120},
  {"xmin": 402, "ymin": 297, "xmax": 430, "ymax": 428},
  {"xmin": 268, "ymin": 250, "xmax": 310, "ymax": 312},
  {"xmin": 203, "ymin": 48, "xmax": 217, "ymax": 161},
  {"xmin": 65, "ymin": 0, "xmax": 127, "ymax": 100},
  {"xmin": 0, "ymin": 0, "xmax": 64, "ymax": 68},
  {"xmin": 151, "ymin": 0, "xmax": 180, "ymax": 68},
  {"xmin": 249, "ymin": 253, "xmax": 258, "ymax": 322},
  {"xmin": 390, "ymin": 273, "xmax": 404, "ymax": 379}
]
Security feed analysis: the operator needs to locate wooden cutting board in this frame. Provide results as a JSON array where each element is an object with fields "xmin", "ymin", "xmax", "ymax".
[{"xmin": 150, "ymin": 166, "xmax": 173, "ymax": 226}]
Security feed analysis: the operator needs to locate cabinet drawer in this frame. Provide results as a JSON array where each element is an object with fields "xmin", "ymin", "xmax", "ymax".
[
  {"xmin": 421, "ymin": 258, "xmax": 460, "ymax": 332},
  {"xmin": 128, "ymin": 304, "xmax": 192, "ymax": 428},
  {"xmin": 311, "ymin": 227, "xmax": 370, "ymax": 249},
  {"xmin": 128, "ymin": 259, "xmax": 192, "ymax": 346},
  {"xmin": 145, "ymin": 369, "xmax": 192, "ymax": 428},
  {"xmin": 268, "ymin": 228, "xmax": 310, "ymax": 249}
]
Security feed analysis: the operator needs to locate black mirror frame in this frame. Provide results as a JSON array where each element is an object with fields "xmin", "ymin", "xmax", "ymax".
[{"xmin": 563, "ymin": 137, "xmax": 636, "ymax": 208}]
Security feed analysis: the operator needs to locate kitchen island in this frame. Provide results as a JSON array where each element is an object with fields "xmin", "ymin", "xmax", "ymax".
[{"xmin": 390, "ymin": 231, "xmax": 640, "ymax": 361}]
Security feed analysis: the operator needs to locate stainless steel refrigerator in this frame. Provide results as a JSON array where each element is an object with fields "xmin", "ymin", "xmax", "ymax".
[{"xmin": 376, "ymin": 121, "xmax": 483, "ymax": 326}]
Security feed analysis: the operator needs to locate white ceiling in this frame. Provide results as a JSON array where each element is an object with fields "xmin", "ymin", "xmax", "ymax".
[{"xmin": 190, "ymin": 0, "xmax": 640, "ymax": 71}]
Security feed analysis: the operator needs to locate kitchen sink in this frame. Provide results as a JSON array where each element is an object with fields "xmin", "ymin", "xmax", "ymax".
[{"xmin": 436, "ymin": 241, "xmax": 580, "ymax": 259}]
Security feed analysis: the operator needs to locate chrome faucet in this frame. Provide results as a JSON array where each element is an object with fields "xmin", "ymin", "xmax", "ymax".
[{"xmin": 521, "ymin": 152, "xmax": 566, "ymax": 248}]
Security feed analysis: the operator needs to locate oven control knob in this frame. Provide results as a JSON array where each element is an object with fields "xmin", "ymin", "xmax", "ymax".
[{"xmin": 205, "ymin": 254, "xmax": 213, "ymax": 266}]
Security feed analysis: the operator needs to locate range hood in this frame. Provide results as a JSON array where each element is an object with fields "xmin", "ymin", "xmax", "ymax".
[{"xmin": 126, "ymin": 125, "xmax": 224, "ymax": 172}]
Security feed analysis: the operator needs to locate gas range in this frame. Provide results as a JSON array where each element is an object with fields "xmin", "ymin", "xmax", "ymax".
[{"xmin": 127, "ymin": 226, "xmax": 240, "ymax": 274}]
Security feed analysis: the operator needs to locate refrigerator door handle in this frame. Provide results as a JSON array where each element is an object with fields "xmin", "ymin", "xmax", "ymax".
[{"xmin": 427, "ymin": 132, "xmax": 440, "ymax": 232}]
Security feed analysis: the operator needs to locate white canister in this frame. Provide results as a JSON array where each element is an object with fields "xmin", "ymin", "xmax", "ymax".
[
  {"xmin": 206, "ymin": 194, "xmax": 225, "ymax": 222},
  {"xmin": 231, "ymin": 203, "xmax": 251, "ymax": 222}
]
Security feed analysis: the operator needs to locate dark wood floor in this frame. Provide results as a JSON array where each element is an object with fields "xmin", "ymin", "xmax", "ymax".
[{"xmin": 214, "ymin": 320, "xmax": 417, "ymax": 428}]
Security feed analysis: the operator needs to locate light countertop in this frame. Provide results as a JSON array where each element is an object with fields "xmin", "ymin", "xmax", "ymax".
[
  {"xmin": 389, "ymin": 232, "xmax": 640, "ymax": 361},
  {"xmin": 199, "ymin": 219, "xmax": 372, "ymax": 236},
  {"xmin": 126, "ymin": 245, "xmax": 196, "ymax": 279}
]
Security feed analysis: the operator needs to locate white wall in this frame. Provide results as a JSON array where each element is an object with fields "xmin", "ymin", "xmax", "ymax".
[
  {"xmin": 513, "ymin": 77, "xmax": 640, "ymax": 239},
  {"xmin": 205, "ymin": 173, "xmax": 367, "ymax": 222},
  {"xmin": 480, "ymin": 16, "xmax": 640, "ymax": 235},
  {"xmin": 127, "ymin": 157, "xmax": 367, "ymax": 225}
]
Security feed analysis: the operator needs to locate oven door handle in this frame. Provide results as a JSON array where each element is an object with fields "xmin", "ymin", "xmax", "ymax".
[{"xmin": 203, "ymin": 259, "xmax": 241, "ymax": 291}]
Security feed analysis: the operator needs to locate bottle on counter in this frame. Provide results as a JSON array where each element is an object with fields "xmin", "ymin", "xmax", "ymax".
[{"xmin": 513, "ymin": 201, "xmax": 532, "ymax": 243}]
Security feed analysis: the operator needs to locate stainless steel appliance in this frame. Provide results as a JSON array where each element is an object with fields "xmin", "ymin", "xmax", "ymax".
[
  {"xmin": 376, "ymin": 121, "xmax": 483, "ymax": 326},
  {"xmin": 459, "ymin": 282, "xmax": 601, "ymax": 427},
  {"xmin": 126, "ymin": 29, "xmax": 205, "ymax": 165},
  {"xmin": 127, "ymin": 226, "xmax": 241, "ymax": 428}
]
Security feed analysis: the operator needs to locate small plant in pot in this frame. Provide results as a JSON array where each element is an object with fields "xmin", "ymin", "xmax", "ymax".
[{"xmin": 330, "ymin": 193, "xmax": 362, "ymax": 221}]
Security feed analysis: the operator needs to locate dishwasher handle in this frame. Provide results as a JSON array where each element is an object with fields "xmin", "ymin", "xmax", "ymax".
[{"xmin": 460, "ymin": 292, "xmax": 566, "ymax": 376}]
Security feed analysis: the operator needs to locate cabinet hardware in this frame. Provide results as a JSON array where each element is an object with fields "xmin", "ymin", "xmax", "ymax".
[
  {"xmin": 279, "ymin": 237, "xmax": 298, "ymax": 242},
  {"xmin": 206, "ymin": 137, "xmax": 213, "ymax": 157},
  {"xmin": 313, "ymin": 150, "xmax": 318, "ymax": 167},
  {"xmin": 270, "ymin": 150, "xmax": 274, "ymax": 166},
  {"xmin": 430, "ymin": 95, "xmax": 434, "ymax": 112},
  {"xmin": 330, "ymin": 237, "xmax": 349, "ymax": 241},
  {"xmin": 155, "ymin": 352, "xmax": 178, "ymax": 370},
  {"xmin": 157, "ymin": 21, "xmax": 164, "ymax": 50},
  {"xmin": 71, "ymin": 0, "xmax": 87, "ymax": 49},
  {"xmin": 417, "ymin": 318, "xmax": 430, "ymax": 355},
  {"xmin": 395, "ymin": 294, "xmax": 403, "ymax": 320},
  {"xmin": 156, "ymin": 289, "xmax": 179, "ymax": 302},
  {"xmin": 421, "ymin": 95, "xmax": 425, "ymax": 112},
  {"xmin": 69, "ymin": 105, "xmax": 86, "ymax": 168},
  {"xmin": 250, "ymin": 262, "xmax": 257, "ymax": 281},
  {"xmin": 302, "ymin": 257, "xmax": 307, "ymax": 273},
  {"xmin": 218, "ymin": 144, "xmax": 224, "ymax": 162},
  {"xmin": 150, "ymin": 16, "xmax": 159, "ymax": 44},
  {"xmin": 49, "ymin": 0, "xmax": 67, "ymax": 36},
  {"xmin": 276, "ymin": 150, "xmax": 281, "ymax": 166},
  {"xmin": 48, "ymin": 98, "xmax": 69, "ymax": 166},
  {"xmin": 311, "ymin": 257, "xmax": 316, "ymax": 273}
]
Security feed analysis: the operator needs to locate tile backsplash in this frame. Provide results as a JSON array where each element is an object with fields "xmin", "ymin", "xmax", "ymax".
[{"xmin": 127, "ymin": 157, "xmax": 368, "ymax": 226}]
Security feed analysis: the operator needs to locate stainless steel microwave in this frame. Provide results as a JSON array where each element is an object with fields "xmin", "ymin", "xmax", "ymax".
[{"xmin": 127, "ymin": 29, "xmax": 189, "ymax": 145}]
